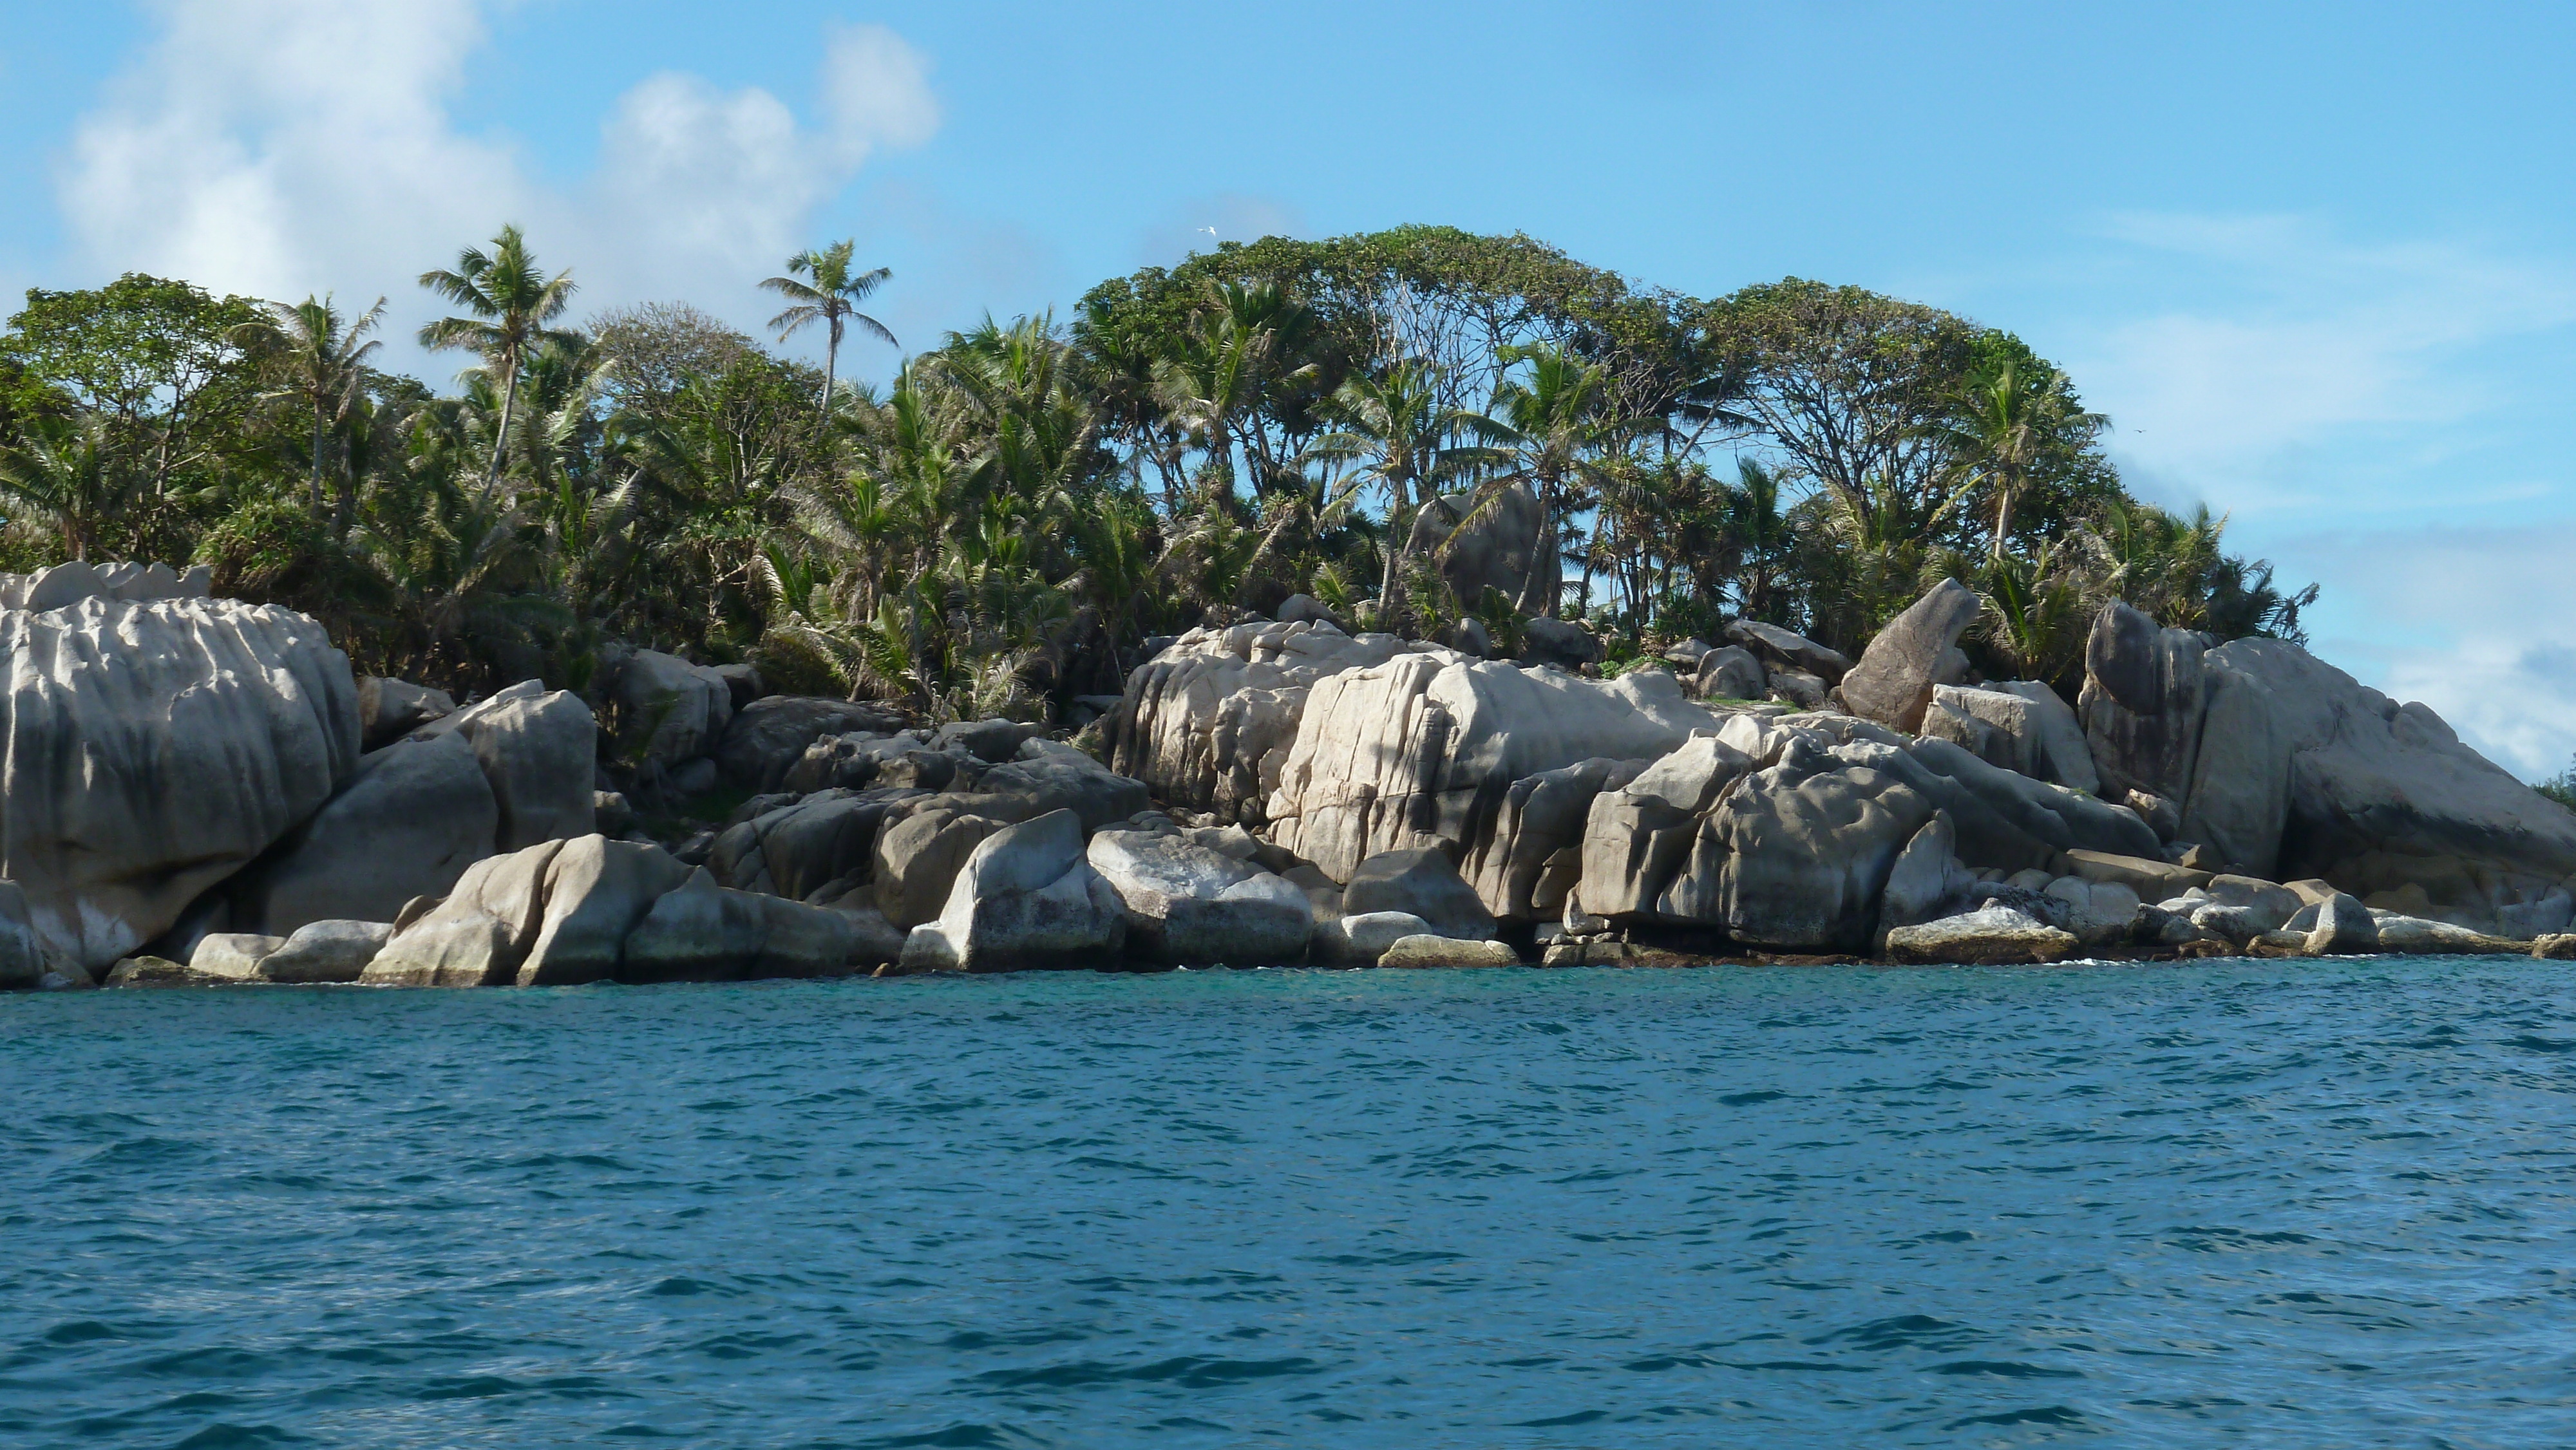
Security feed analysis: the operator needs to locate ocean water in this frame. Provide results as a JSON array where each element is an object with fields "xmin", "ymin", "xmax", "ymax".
[{"xmin": 5, "ymin": 960, "xmax": 2575, "ymax": 1449}]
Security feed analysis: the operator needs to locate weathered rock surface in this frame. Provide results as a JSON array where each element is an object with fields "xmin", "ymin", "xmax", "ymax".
[
  {"xmin": 712, "ymin": 787, "xmax": 922, "ymax": 903},
  {"xmin": 875, "ymin": 806, "xmax": 1011, "ymax": 928},
  {"xmin": 1112, "ymin": 619, "xmax": 1449, "ymax": 824},
  {"xmin": 0, "ymin": 881, "xmax": 46, "ymax": 990},
  {"xmin": 1835, "ymin": 580, "xmax": 1980, "ymax": 733},
  {"xmin": 2306, "ymin": 892, "xmax": 2379, "ymax": 955},
  {"xmin": 1341, "ymin": 848, "xmax": 1498, "ymax": 940},
  {"xmin": 1693, "ymin": 645, "xmax": 1766, "ymax": 701},
  {"xmin": 1877, "ymin": 813, "xmax": 1976, "ymax": 939},
  {"xmin": 224, "ymin": 730, "xmax": 500, "ymax": 936},
  {"xmin": 0, "ymin": 560, "xmax": 211, "ymax": 610},
  {"xmin": 1085, "ymin": 828, "xmax": 1311, "ymax": 965},
  {"xmin": 1313, "ymin": 910, "xmax": 1436, "ymax": 966},
  {"xmin": 716, "ymin": 696, "xmax": 907, "ymax": 791},
  {"xmin": 515, "ymin": 835, "xmax": 696, "ymax": 986},
  {"xmin": 0, "ymin": 595, "xmax": 361, "ymax": 968},
  {"xmin": 256, "ymin": 919, "xmax": 392, "ymax": 984},
  {"xmin": 1460, "ymin": 757, "xmax": 1646, "ymax": 923},
  {"xmin": 1884, "ymin": 905, "xmax": 2079, "ymax": 965},
  {"xmin": 2079, "ymin": 601, "xmax": 2211, "ymax": 807},
  {"xmin": 898, "ymin": 810, "xmax": 1127, "ymax": 973},
  {"xmin": 190, "ymin": 932, "xmax": 285, "ymax": 981},
  {"xmin": 1379, "ymin": 934, "xmax": 1519, "ymax": 968},
  {"xmin": 1921, "ymin": 682, "xmax": 2099, "ymax": 793},
  {"xmin": 362, "ymin": 840, "xmax": 567, "ymax": 987},
  {"xmin": 1264, "ymin": 654, "xmax": 1725, "ymax": 881},
  {"xmin": 1405, "ymin": 478, "xmax": 1557, "ymax": 615},
  {"xmin": 422, "ymin": 682, "xmax": 596, "ymax": 850},
  {"xmin": 602, "ymin": 648, "xmax": 734, "ymax": 770},
  {"xmin": 357, "ymin": 676, "xmax": 455, "ymax": 748},
  {"xmin": 1519, "ymin": 616, "xmax": 1603, "ymax": 670},
  {"xmin": 1725, "ymin": 620, "xmax": 1850, "ymax": 683}
]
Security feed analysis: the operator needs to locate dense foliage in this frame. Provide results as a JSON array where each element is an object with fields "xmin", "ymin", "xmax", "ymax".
[{"xmin": 0, "ymin": 225, "xmax": 2314, "ymax": 713}]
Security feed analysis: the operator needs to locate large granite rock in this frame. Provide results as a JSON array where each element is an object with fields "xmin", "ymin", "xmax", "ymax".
[
  {"xmin": 0, "ymin": 560, "xmax": 211, "ymax": 609},
  {"xmin": 898, "ymin": 810, "xmax": 1127, "ymax": 973},
  {"xmin": 1460, "ymin": 757, "xmax": 1645, "ymax": 923},
  {"xmin": 362, "ymin": 840, "xmax": 567, "ymax": 987},
  {"xmin": 421, "ymin": 681, "xmax": 596, "ymax": 850},
  {"xmin": 1835, "ymin": 580, "xmax": 1980, "ymax": 733},
  {"xmin": 2076, "ymin": 601, "xmax": 2576, "ymax": 919},
  {"xmin": 0, "ymin": 881, "xmax": 46, "ymax": 990},
  {"xmin": 875, "ymin": 806, "xmax": 1011, "ymax": 928},
  {"xmin": 601, "ymin": 648, "xmax": 734, "ymax": 770},
  {"xmin": 0, "ymin": 595, "xmax": 361, "ymax": 968},
  {"xmin": 1519, "ymin": 616, "xmax": 1604, "ymax": 670},
  {"xmin": 1884, "ymin": 905, "xmax": 2079, "ymax": 965},
  {"xmin": 1693, "ymin": 645, "xmax": 1766, "ymax": 701},
  {"xmin": 711, "ymin": 787, "xmax": 922, "ymax": 903},
  {"xmin": 1725, "ymin": 620, "xmax": 1850, "ymax": 684},
  {"xmin": 515, "ymin": 835, "xmax": 696, "ymax": 986},
  {"xmin": 1578, "ymin": 735, "xmax": 1758, "ymax": 920},
  {"xmin": 1264, "ymin": 654, "xmax": 1725, "ymax": 881},
  {"xmin": 223, "ymin": 730, "xmax": 499, "ymax": 936},
  {"xmin": 1086, "ymin": 828, "xmax": 1311, "ymax": 965},
  {"xmin": 1920, "ymin": 682, "xmax": 2099, "ymax": 793},
  {"xmin": 1688, "ymin": 740, "xmax": 1937, "ymax": 951},
  {"xmin": 716, "ymin": 696, "xmax": 907, "ymax": 791},
  {"xmin": 356, "ymin": 676, "xmax": 455, "ymax": 748},
  {"xmin": 1341, "ymin": 848, "xmax": 1497, "ymax": 940},
  {"xmin": 255, "ymin": 919, "xmax": 392, "ymax": 984},
  {"xmin": 1405, "ymin": 478, "xmax": 1557, "ymax": 615},
  {"xmin": 1112, "ymin": 620, "xmax": 1448, "ymax": 824}
]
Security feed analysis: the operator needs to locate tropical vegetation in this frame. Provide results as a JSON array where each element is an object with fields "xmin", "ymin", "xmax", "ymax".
[{"xmin": 0, "ymin": 224, "xmax": 2315, "ymax": 715}]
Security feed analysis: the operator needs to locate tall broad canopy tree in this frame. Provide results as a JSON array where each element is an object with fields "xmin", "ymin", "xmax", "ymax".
[
  {"xmin": 418, "ymin": 225, "xmax": 578, "ymax": 496},
  {"xmin": 0, "ymin": 221, "xmax": 2320, "ymax": 724}
]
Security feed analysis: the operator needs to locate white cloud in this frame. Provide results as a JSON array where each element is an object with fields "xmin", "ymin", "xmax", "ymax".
[
  {"xmin": 53, "ymin": 1, "xmax": 938, "ymax": 366},
  {"xmin": 2066, "ymin": 214, "xmax": 2576, "ymax": 512}
]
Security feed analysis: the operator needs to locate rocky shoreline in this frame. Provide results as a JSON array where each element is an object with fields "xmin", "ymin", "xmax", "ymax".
[{"xmin": 5, "ymin": 560, "xmax": 2573, "ymax": 993}]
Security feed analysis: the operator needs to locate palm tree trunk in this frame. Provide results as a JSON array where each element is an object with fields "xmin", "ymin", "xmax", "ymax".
[
  {"xmin": 311, "ymin": 401, "xmax": 327, "ymax": 522},
  {"xmin": 822, "ymin": 329, "xmax": 839, "ymax": 419},
  {"xmin": 484, "ymin": 358, "xmax": 519, "ymax": 497}
]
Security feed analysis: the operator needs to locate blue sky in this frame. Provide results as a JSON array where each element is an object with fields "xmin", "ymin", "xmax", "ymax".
[{"xmin": 2, "ymin": 1, "xmax": 2571, "ymax": 770}]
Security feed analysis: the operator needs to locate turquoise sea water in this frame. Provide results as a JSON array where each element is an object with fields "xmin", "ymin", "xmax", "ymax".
[{"xmin": 5, "ymin": 959, "xmax": 2575, "ymax": 1448}]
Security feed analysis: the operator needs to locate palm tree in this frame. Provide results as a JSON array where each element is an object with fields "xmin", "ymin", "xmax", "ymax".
[
  {"xmin": 1492, "ymin": 344, "xmax": 1628, "ymax": 616},
  {"xmin": 418, "ymin": 225, "xmax": 578, "ymax": 496},
  {"xmin": 0, "ymin": 413, "xmax": 132, "ymax": 561},
  {"xmin": 233, "ymin": 294, "xmax": 386, "ymax": 526},
  {"xmin": 1309, "ymin": 359, "xmax": 1512, "ymax": 626},
  {"xmin": 761, "ymin": 240, "xmax": 895, "ymax": 417},
  {"xmin": 1934, "ymin": 359, "xmax": 2106, "ymax": 560}
]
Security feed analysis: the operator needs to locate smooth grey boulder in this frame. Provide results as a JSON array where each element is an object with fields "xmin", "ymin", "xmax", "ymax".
[
  {"xmin": 102, "ymin": 956, "xmax": 232, "ymax": 988},
  {"xmin": 1461, "ymin": 757, "xmax": 1646, "ymax": 923},
  {"xmin": 2371, "ymin": 912, "xmax": 2526, "ymax": 955},
  {"xmin": 1341, "ymin": 848, "xmax": 1497, "ymax": 941},
  {"xmin": 256, "ymin": 919, "xmax": 392, "ymax": 984},
  {"xmin": 0, "ymin": 881, "xmax": 46, "ymax": 991},
  {"xmin": 875, "ymin": 806, "xmax": 1011, "ymax": 928},
  {"xmin": 2041, "ymin": 876, "xmax": 2142, "ymax": 949},
  {"xmin": 1520, "ymin": 616, "xmax": 1604, "ymax": 670},
  {"xmin": 934, "ymin": 718, "xmax": 1042, "ymax": 763},
  {"xmin": 1379, "ymin": 935, "xmax": 1519, "ymax": 968},
  {"xmin": 1694, "ymin": 645, "xmax": 1766, "ymax": 701},
  {"xmin": 779, "ymin": 733, "xmax": 888, "ymax": 795},
  {"xmin": 2201, "ymin": 874, "xmax": 2302, "ymax": 933},
  {"xmin": 614, "ymin": 867, "xmax": 772, "ymax": 983},
  {"xmin": 898, "ymin": 810, "xmax": 1127, "ymax": 973},
  {"xmin": 2306, "ymin": 893, "xmax": 2379, "ymax": 955},
  {"xmin": 712, "ymin": 787, "xmax": 921, "ymax": 903},
  {"xmin": 1314, "ymin": 910, "xmax": 1437, "ymax": 966},
  {"xmin": 357, "ymin": 676, "xmax": 455, "ymax": 748},
  {"xmin": 1578, "ymin": 735, "xmax": 1758, "ymax": 920},
  {"xmin": 962, "ymin": 740, "xmax": 1150, "ymax": 832},
  {"xmin": 425, "ymin": 681, "xmax": 597, "ymax": 851},
  {"xmin": 1698, "ymin": 743, "xmax": 1936, "ymax": 951},
  {"xmin": 0, "ymin": 596, "xmax": 362, "ymax": 969},
  {"xmin": 2078, "ymin": 601, "xmax": 2211, "ymax": 807},
  {"xmin": 1405, "ymin": 478, "xmax": 1557, "ymax": 615},
  {"xmin": 715, "ymin": 696, "xmax": 907, "ymax": 792},
  {"xmin": 190, "ymin": 932, "xmax": 285, "ymax": 981},
  {"xmin": 1725, "ymin": 619, "xmax": 1851, "ymax": 683},
  {"xmin": 603, "ymin": 648, "xmax": 734, "ymax": 769},
  {"xmin": 362, "ymin": 840, "xmax": 569, "ymax": 986},
  {"xmin": 1884, "ymin": 905, "xmax": 2079, "ymax": 965},
  {"xmin": 1921, "ymin": 682, "xmax": 2099, "ymax": 793},
  {"xmin": 515, "ymin": 835, "xmax": 696, "ymax": 986},
  {"xmin": 1768, "ymin": 669, "xmax": 1830, "ymax": 710},
  {"xmin": 1877, "ymin": 813, "xmax": 1975, "ymax": 939},
  {"xmin": 1085, "ymin": 829, "xmax": 1311, "ymax": 965},
  {"xmin": 1835, "ymin": 580, "xmax": 1980, "ymax": 733},
  {"xmin": 224, "ymin": 730, "xmax": 499, "ymax": 937},
  {"xmin": 1663, "ymin": 638, "xmax": 1714, "ymax": 669},
  {"xmin": 1276, "ymin": 594, "xmax": 1343, "ymax": 628}
]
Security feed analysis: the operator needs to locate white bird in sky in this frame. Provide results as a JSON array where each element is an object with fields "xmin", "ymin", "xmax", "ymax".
[{"xmin": 1198, "ymin": 226, "xmax": 1218, "ymax": 237}]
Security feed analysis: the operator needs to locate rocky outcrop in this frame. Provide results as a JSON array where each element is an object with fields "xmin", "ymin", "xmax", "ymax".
[
  {"xmin": 1884, "ymin": 905, "xmax": 2079, "ymax": 965},
  {"xmin": 712, "ymin": 787, "xmax": 923, "ymax": 905},
  {"xmin": 1341, "ymin": 848, "xmax": 1497, "ymax": 940},
  {"xmin": 1460, "ymin": 757, "xmax": 1644, "ymax": 923},
  {"xmin": 1379, "ymin": 935, "xmax": 1519, "ymax": 968},
  {"xmin": 716, "ymin": 696, "xmax": 908, "ymax": 792},
  {"xmin": 600, "ymin": 648, "xmax": 735, "ymax": 772},
  {"xmin": 357, "ymin": 676, "xmax": 455, "ymax": 748},
  {"xmin": 222, "ymin": 730, "xmax": 500, "ymax": 937},
  {"xmin": 1920, "ymin": 682, "xmax": 2099, "ymax": 793},
  {"xmin": 1405, "ymin": 478, "xmax": 1557, "ymax": 615},
  {"xmin": 1519, "ymin": 617, "xmax": 1603, "ymax": 670},
  {"xmin": 2075, "ymin": 604, "xmax": 2576, "ymax": 925},
  {"xmin": 1835, "ymin": 579, "xmax": 1980, "ymax": 732},
  {"xmin": 419, "ymin": 681, "xmax": 596, "ymax": 850},
  {"xmin": 1086, "ymin": 827, "xmax": 1311, "ymax": 965},
  {"xmin": 0, "ymin": 595, "xmax": 361, "ymax": 969},
  {"xmin": 898, "ymin": 810, "xmax": 1126, "ymax": 972},
  {"xmin": 362, "ymin": 834, "xmax": 855, "ymax": 986},
  {"xmin": 1264, "ymin": 654, "xmax": 1724, "ymax": 881},
  {"xmin": 0, "ymin": 882, "xmax": 45, "ymax": 990},
  {"xmin": 1693, "ymin": 645, "xmax": 1766, "ymax": 701},
  {"xmin": 0, "ymin": 560, "xmax": 211, "ymax": 610},
  {"xmin": 1112, "ymin": 620, "xmax": 1449, "ymax": 824},
  {"xmin": 1725, "ymin": 620, "xmax": 1850, "ymax": 683}
]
